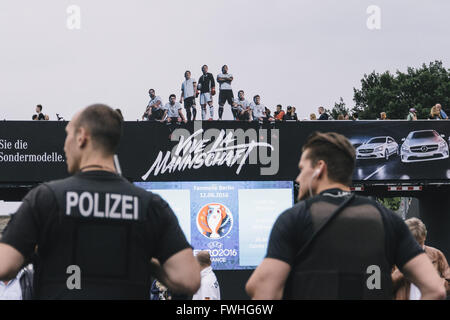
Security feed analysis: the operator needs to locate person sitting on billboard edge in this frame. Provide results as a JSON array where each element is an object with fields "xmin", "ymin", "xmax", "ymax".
[
  {"xmin": 274, "ymin": 105, "xmax": 285, "ymax": 121},
  {"xmin": 435, "ymin": 104, "xmax": 448, "ymax": 120},
  {"xmin": 246, "ymin": 131, "xmax": 446, "ymax": 300},
  {"xmin": 407, "ymin": 108, "xmax": 418, "ymax": 121}
]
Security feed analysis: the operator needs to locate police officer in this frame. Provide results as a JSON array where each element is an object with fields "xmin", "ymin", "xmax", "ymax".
[
  {"xmin": 0, "ymin": 104, "xmax": 201, "ymax": 299},
  {"xmin": 246, "ymin": 132, "xmax": 446, "ymax": 300}
]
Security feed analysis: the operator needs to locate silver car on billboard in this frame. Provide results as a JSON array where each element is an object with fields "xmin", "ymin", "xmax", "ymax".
[
  {"xmin": 400, "ymin": 130, "xmax": 449, "ymax": 163},
  {"xmin": 356, "ymin": 136, "xmax": 399, "ymax": 160}
]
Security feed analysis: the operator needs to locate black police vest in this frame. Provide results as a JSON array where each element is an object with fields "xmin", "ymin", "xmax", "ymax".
[
  {"xmin": 36, "ymin": 174, "xmax": 154, "ymax": 299},
  {"xmin": 283, "ymin": 198, "xmax": 393, "ymax": 300}
]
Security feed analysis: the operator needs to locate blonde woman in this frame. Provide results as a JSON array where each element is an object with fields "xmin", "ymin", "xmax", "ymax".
[{"xmin": 429, "ymin": 106, "xmax": 442, "ymax": 120}]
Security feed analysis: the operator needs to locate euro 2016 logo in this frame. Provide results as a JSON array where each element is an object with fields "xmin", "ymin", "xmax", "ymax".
[{"xmin": 196, "ymin": 204, "xmax": 233, "ymax": 239}]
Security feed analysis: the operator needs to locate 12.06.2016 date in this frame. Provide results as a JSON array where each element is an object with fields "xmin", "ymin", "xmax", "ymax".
[{"xmin": 199, "ymin": 192, "xmax": 229, "ymax": 198}]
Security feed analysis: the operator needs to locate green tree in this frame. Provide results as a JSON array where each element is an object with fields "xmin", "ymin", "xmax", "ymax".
[
  {"xmin": 352, "ymin": 61, "xmax": 450, "ymax": 119},
  {"xmin": 326, "ymin": 97, "xmax": 350, "ymax": 119},
  {"xmin": 378, "ymin": 197, "xmax": 401, "ymax": 212}
]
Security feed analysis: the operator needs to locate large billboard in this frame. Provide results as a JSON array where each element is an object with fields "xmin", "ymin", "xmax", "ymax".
[{"xmin": 1, "ymin": 120, "xmax": 450, "ymax": 184}]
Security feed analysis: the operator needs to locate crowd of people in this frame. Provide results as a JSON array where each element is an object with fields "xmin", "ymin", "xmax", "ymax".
[
  {"xmin": 29, "ymin": 65, "xmax": 446, "ymax": 123},
  {"xmin": 140, "ymin": 64, "xmax": 333, "ymax": 123},
  {"xmin": 139, "ymin": 64, "xmax": 448, "ymax": 122},
  {"xmin": 406, "ymin": 104, "xmax": 448, "ymax": 121}
]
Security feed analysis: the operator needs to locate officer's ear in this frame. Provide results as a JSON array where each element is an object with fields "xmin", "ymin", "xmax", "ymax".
[
  {"xmin": 315, "ymin": 160, "xmax": 326, "ymax": 179},
  {"xmin": 76, "ymin": 126, "xmax": 89, "ymax": 149}
]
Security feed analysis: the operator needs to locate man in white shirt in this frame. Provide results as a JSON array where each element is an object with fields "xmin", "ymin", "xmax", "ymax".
[
  {"xmin": 164, "ymin": 94, "xmax": 186, "ymax": 123},
  {"xmin": 143, "ymin": 89, "xmax": 165, "ymax": 121},
  {"xmin": 217, "ymin": 65, "xmax": 234, "ymax": 121},
  {"xmin": 192, "ymin": 251, "xmax": 220, "ymax": 300},
  {"xmin": 250, "ymin": 95, "xmax": 266, "ymax": 122},
  {"xmin": 180, "ymin": 71, "xmax": 197, "ymax": 122},
  {"xmin": 233, "ymin": 90, "xmax": 251, "ymax": 121}
]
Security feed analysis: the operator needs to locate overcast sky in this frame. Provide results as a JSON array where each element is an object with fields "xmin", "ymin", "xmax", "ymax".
[{"xmin": 0, "ymin": 0, "xmax": 448, "ymax": 121}]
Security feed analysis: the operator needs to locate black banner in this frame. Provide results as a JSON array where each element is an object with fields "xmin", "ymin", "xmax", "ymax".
[{"xmin": 1, "ymin": 120, "xmax": 450, "ymax": 184}]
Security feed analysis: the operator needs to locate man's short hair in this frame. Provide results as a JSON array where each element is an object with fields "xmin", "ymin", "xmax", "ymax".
[
  {"xmin": 75, "ymin": 104, "xmax": 123, "ymax": 155},
  {"xmin": 184, "ymin": 70, "xmax": 191, "ymax": 77},
  {"xmin": 36, "ymin": 104, "xmax": 42, "ymax": 111},
  {"xmin": 405, "ymin": 218, "xmax": 427, "ymax": 243},
  {"xmin": 238, "ymin": 90, "xmax": 244, "ymax": 95},
  {"xmin": 302, "ymin": 132, "xmax": 355, "ymax": 185},
  {"xmin": 169, "ymin": 94, "xmax": 176, "ymax": 99},
  {"xmin": 253, "ymin": 95, "xmax": 260, "ymax": 102},
  {"xmin": 115, "ymin": 109, "xmax": 124, "ymax": 120},
  {"xmin": 196, "ymin": 250, "xmax": 212, "ymax": 267},
  {"xmin": 149, "ymin": 89, "xmax": 155, "ymax": 94}
]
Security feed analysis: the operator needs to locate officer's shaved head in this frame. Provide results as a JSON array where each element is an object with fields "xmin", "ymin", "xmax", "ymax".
[
  {"xmin": 74, "ymin": 104, "xmax": 123, "ymax": 155},
  {"xmin": 196, "ymin": 251, "xmax": 212, "ymax": 267}
]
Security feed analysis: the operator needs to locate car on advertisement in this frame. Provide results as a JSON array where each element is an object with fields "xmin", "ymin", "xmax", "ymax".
[
  {"xmin": 400, "ymin": 130, "xmax": 449, "ymax": 163},
  {"xmin": 356, "ymin": 136, "xmax": 399, "ymax": 160}
]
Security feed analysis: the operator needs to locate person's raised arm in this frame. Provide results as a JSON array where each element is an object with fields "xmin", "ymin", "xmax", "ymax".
[{"xmin": 401, "ymin": 253, "xmax": 446, "ymax": 299}]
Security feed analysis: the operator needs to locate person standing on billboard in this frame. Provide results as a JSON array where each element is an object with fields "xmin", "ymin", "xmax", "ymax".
[
  {"xmin": 197, "ymin": 65, "xmax": 216, "ymax": 120},
  {"xmin": 217, "ymin": 65, "xmax": 234, "ymax": 121},
  {"xmin": 180, "ymin": 71, "xmax": 197, "ymax": 122}
]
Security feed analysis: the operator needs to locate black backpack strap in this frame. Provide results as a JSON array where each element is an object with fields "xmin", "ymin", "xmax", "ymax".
[{"xmin": 294, "ymin": 194, "xmax": 356, "ymax": 264}]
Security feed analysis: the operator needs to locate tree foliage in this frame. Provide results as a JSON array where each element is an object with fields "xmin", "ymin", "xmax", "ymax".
[
  {"xmin": 352, "ymin": 61, "xmax": 450, "ymax": 120},
  {"xmin": 326, "ymin": 97, "xmax": 351, "ymax": 119},
  {"xmin": 378, "ymin": 197, "xmax": 401, "ymax": 212}
]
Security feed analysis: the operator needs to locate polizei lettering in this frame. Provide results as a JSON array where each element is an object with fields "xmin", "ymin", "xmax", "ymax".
[
  {"xmin": 66, "ymin": 191, "xmax": 139, "ymax": 220},
  {"xmin": 142, "ymin": 127, "xmax": 279, "ymax": 180}
]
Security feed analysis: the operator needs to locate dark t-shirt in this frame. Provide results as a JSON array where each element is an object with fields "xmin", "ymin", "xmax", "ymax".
[
  {"xmin": 1, "ymin": 171, "xmax": 190, "ymax": 296},
  {"xmin": 198, "ymin": 73, "xmax": 215, "ymax": 93},
  {"xmin": 318, "ymin": 113, "xmax": 329, "ymax": 120},
  {"xmin": 266, "ymin": 189, "xmax": 423, "ymax": 271},
  {"xmin": 283, "ymin": 113, "xmax": 298, "ymax": 121}
]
